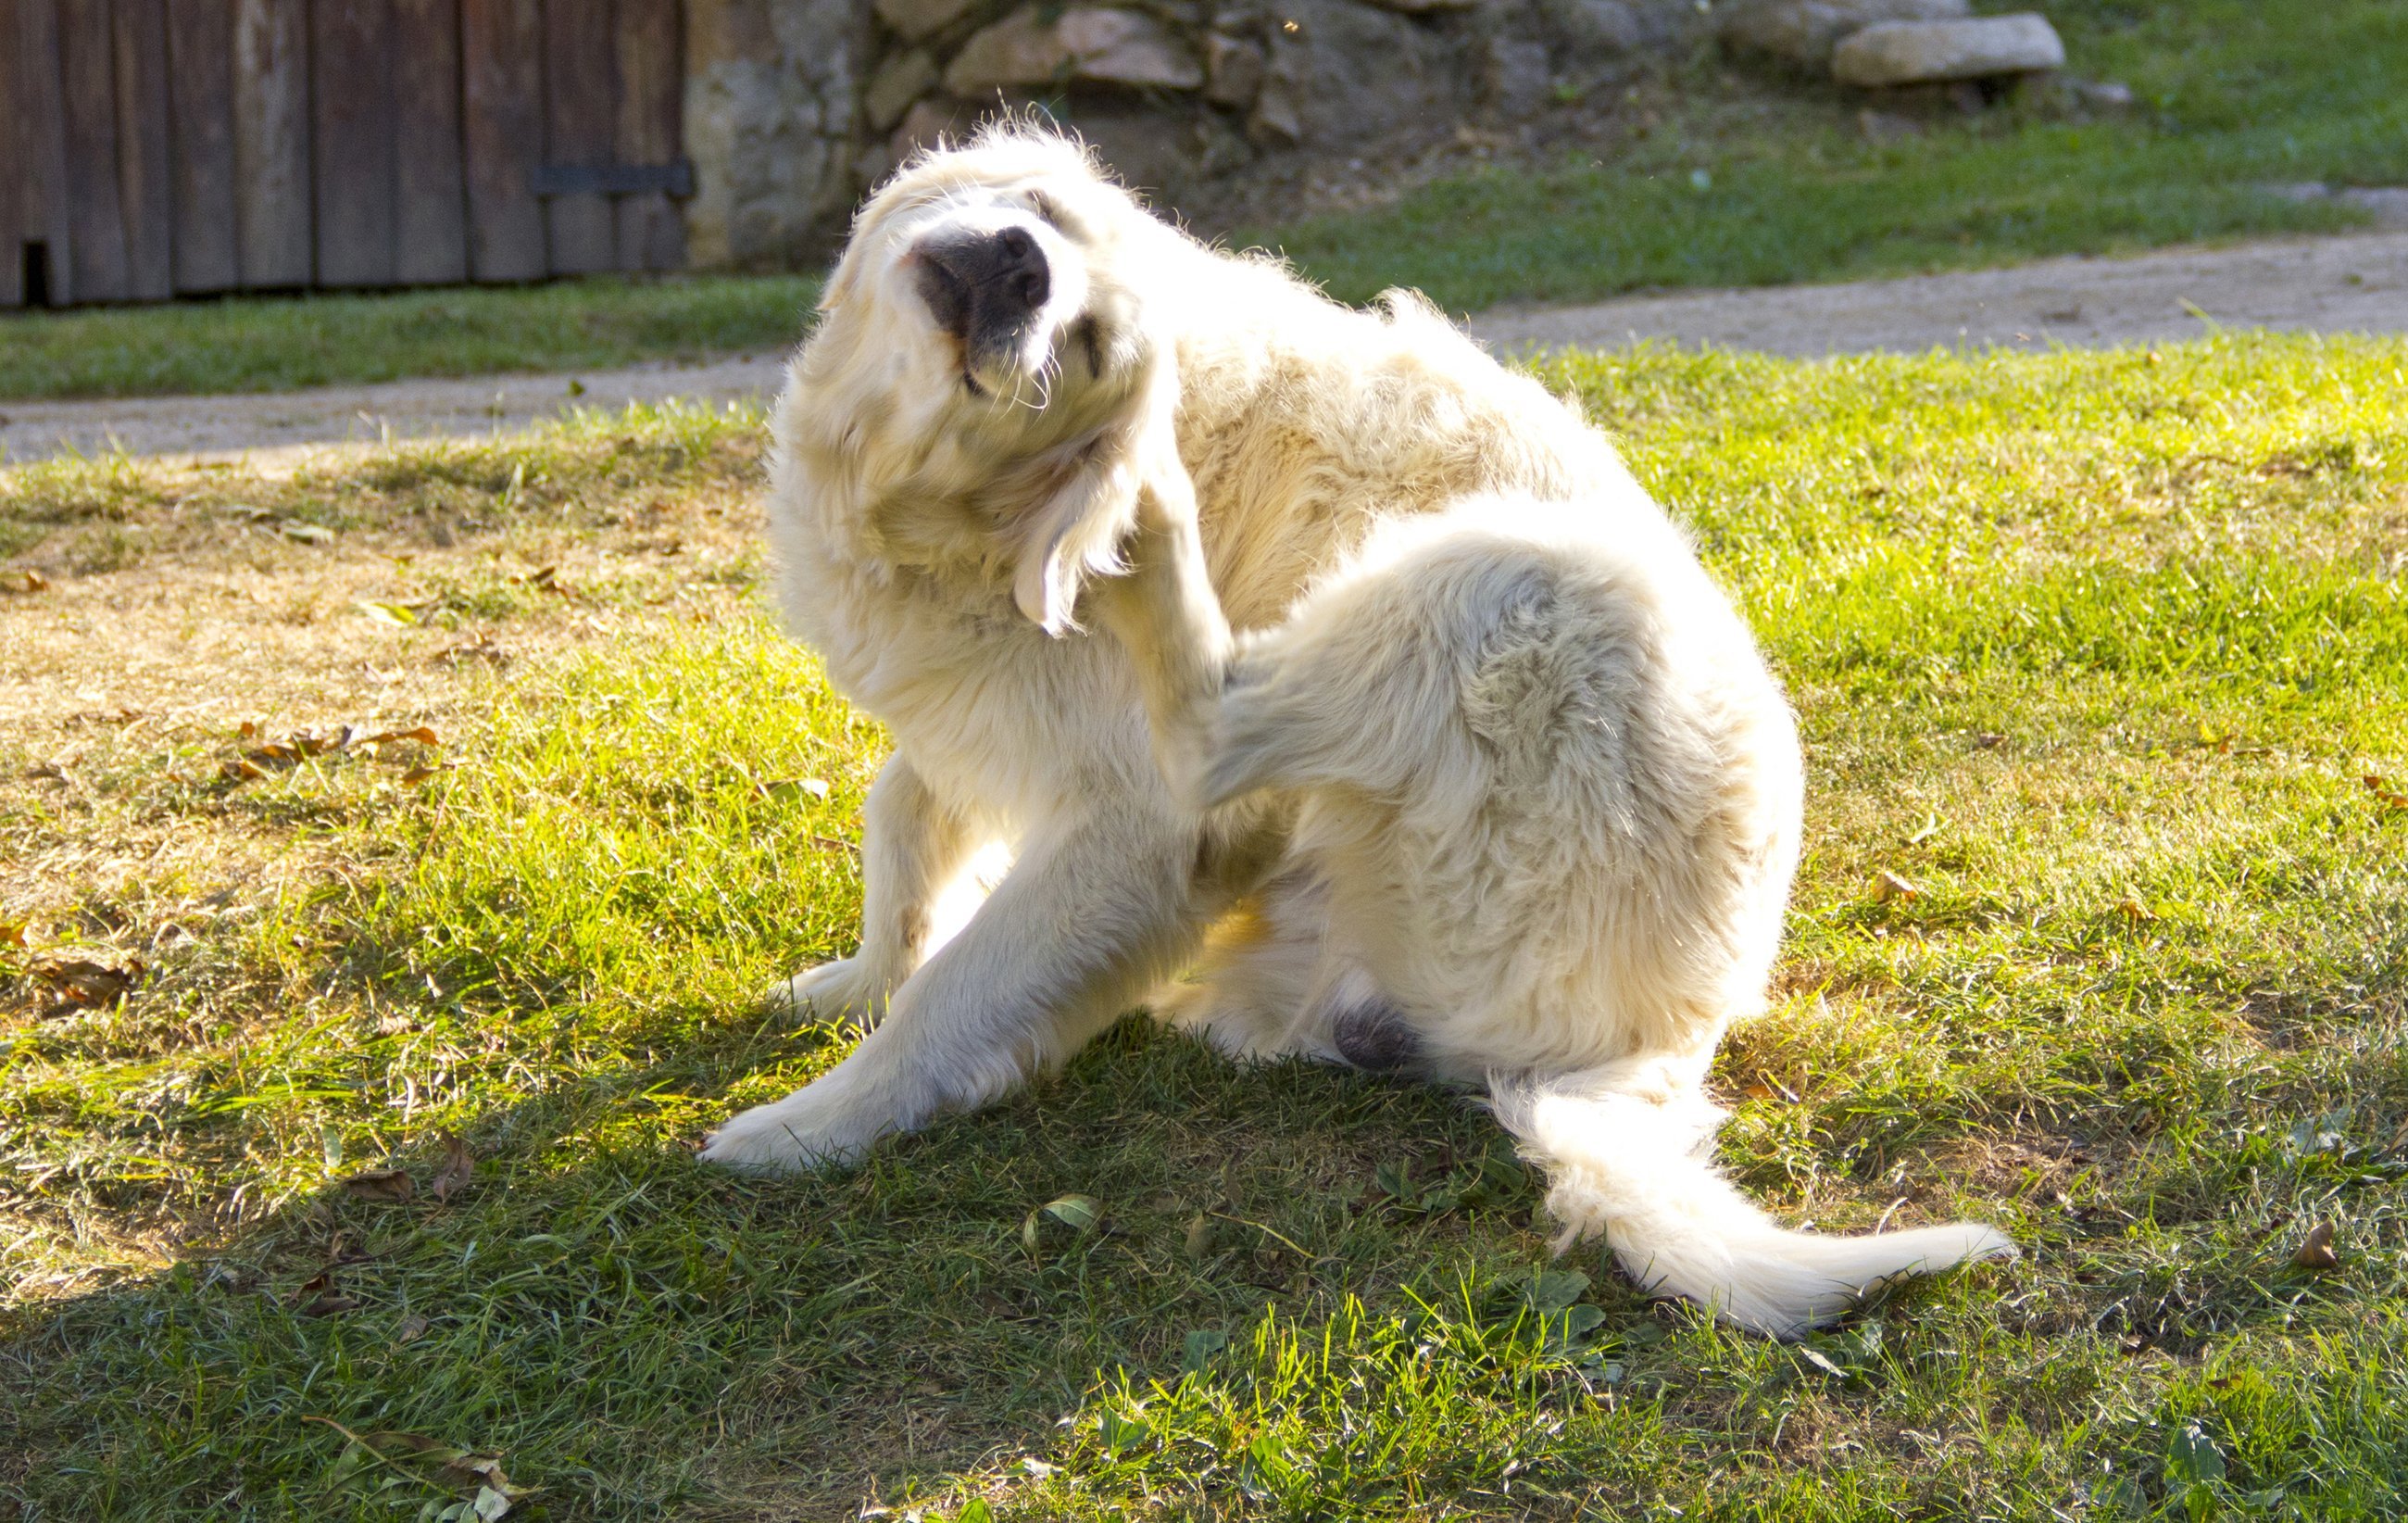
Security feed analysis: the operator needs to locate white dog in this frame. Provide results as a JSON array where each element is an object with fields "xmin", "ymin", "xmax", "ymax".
[{"xmin": 700, "ymin": 125, "xmax": 2013, "ymax": 1337}]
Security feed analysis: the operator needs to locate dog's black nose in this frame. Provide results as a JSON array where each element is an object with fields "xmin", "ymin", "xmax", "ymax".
[{"xmin": 914, "ymin": 226, "xmax": 1051, "ymax": 349}]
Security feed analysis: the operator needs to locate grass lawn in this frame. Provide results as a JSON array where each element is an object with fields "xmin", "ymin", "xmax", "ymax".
[
  {"xmin": 3, "ymin": 332, "xmax": 2403, "ymax": 1518},
  {"xmin": 0, "ymin": 276, "xmax": 819, "ymax": 406},
  {"xmin": 4, "ymin": 1, "xmax": 2404, "ymax": 403},
  {"xmin": 1263, "ymin": 0, "xmax": 2408, "ymax": 309}
]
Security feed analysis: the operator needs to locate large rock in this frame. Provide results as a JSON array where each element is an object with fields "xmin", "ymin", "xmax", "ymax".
[
  {"xmin": 875, "ymin": 0, "xmax": 983, "ymax": 44},
  {"xmin": 1240, "ymin": 0, "xmax": 1473, "ymax": 146},
  {"xmin": 1540, "ymin": 0, "xmax": 1646, "ymax": 56},
  {"xmin": 1202, "ymin": 31, "xmax": 1267, "ymax": 107},
  {"xmin": 865, "ymin": 48, "xmax": 940, "ymax": 131},
  {"xmin": 1718, "ymin": 0, "xmax": 1968, "ymax": 70},
  {"xmin": 944, "ymin": 6, "xmax": 1205, "ymax": 93},
  {"xmin": 1831, "ymin": 13, "xmax": 2065, "ymax": 85},
  {"xmin": 683, "ymin": 0, "xmax": 870, "ymax": 268}
]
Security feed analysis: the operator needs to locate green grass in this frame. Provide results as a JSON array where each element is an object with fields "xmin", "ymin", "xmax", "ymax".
[
  {"xmin": 6, "ymin": 2, "xmax": 2404, "ymax": 404},
  {"xmin": 1255, "ymin": 0, "xmax": 2408, "ymax": 309},
  {"xmin": 6, "ymin": 334, "xmax": 2408, "ymax": 1519},
  {"xmin": 0, "ymin": 275, "xmax": 818, "ymax": 403}
]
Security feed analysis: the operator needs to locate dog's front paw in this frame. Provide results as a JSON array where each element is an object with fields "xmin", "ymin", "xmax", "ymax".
[
  {"xmin": 697, "ymin": 1075, "xmax": 891, "ymax": 1174},
  {"xmin": 764, "ymin": 955, "xmax": 895, "ymax": 1028}
]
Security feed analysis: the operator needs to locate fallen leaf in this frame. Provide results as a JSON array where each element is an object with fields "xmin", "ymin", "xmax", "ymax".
[
  {"xmin": 1022, "ymin": 1193, "xmax": 1104, "ymax": 1252},
  {"xmin": 2293, "ymin": 1221, "xmax": 2339, "ymax": 1271},
  {"xmin": 401, "ymin": 763, "xmax": 447, "ymax": 785},
  {"xmin": 292, "ymin": 1272, "xmax": 360, "ymax": 1316},
  {"xmin": 340, "ymin": 1167, "xmax": 417, "ymax": 1203},
  {"xmin": 279, "ymin": 521, "xmax": 337, "ymax": 545},
  {"xmin": 221, "ymin": 758, "xmax": 267, "ymax": 782},
  {"xmin": 2114, "ymin": 898, "xmax": 2158, "ymax": 923},
  {"xmin": 1873, "ymin": 870, "xmax": 1920, "ymax": 902},
  {"xmin": 239, "ymin": 720, "xmax": 261, "ymax": 740},
  {"xmin": 0, "ymin": 923, "xmax": 27, "ymax": 949},
  {"xmin": 759, "ymin": 777, "xmax": 831, "ymax": 803},
  {"xmin": 6, "ymin": 569, "xmax": 49, "ymax": 594},
  {"xmin": 395, "ymin": 1313, "xmax": 430, "ymax": 1344},
  {"xmin": 356, "ymin": 599, "xmax": 419, "ymax": 626},
  {"xmin": 365, "ymin": 725, "xmax": 442, "ymax": 748},
  {"xmin": 431, "ymin": 1131, "xmax": 473, "ymax": 1203},
  {"xmin": 2363, "ymin": 774, "xmax": 2408, "ymax": 810},
  {"xmin": 32, "ymin": 957, "xmax": 141, "ymax": 1008}
]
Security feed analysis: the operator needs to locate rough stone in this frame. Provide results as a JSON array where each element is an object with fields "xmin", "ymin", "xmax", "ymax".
[
  {"xmin": 1483, "ymin": 35, "xmax": 1553, "ymax": 111},
  {"xmin": 683, "ymin": 0, "xmax": 870, "ymax": 269},
  {"xmin": 1240, "ymin": 0, "xmax": 1470, "ymax": 146},
  {"xmin": 865, "ymin": 48, "xmax": 941, "ymax": 131},
  {"xmin": 1248, "ymin": 32, "xmax": 1308, "ymax": 143},
  {"xmin": 875, "ymin": 0, "xmax": 983, "ymax": 44},
  {"xmin": 1542, "ymin": 0, "xmax": 1645, "ymax": 56},
  {"xmin": 944, "ymin": 6, "xmax": 1204, "ymax": 93},
  {"xmin": 1203, "ymin": 31, "xmax": 1267, "ymax": 107},
  {"xmin": 1831, "ymin": 14, "xmax": 2065, "ymax": 86},
  {"xmin": 1717, "ymin": 0, "xmax": 1967, "ymax": 70},
  {"xmin": 890, "ymin": 95, "xmax": 972, "ymax": 164}
]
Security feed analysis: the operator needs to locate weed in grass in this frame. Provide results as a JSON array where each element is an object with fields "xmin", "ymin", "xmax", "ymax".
[{"xmin": 3, "ymin": 337, "xmax": 2406, "ymax": 1520}]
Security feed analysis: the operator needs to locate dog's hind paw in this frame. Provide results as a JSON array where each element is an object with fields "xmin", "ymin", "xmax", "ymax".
[{"xmin": 764, "ymin": 955, "xmax": 893, "ymax": 1028}]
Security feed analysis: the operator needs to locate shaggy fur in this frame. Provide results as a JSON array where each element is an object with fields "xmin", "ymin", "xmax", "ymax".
[{"xmin": 698, "ymin": 125, "xmax": 2014, "ymax": 1337}]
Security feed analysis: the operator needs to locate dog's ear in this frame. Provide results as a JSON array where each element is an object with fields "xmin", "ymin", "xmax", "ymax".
[{"xmin": 1010, "ymin": 367, "xmax": 1190, "ymax": 636}]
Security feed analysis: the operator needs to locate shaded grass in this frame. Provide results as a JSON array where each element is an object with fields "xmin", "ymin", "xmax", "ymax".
[
  {"xmin": 1250, "ymin": 0, "xmax": 2408, "ymax": 308},
  {"xmin": 0, "ymin": 275, "xmax": 816, "ymax": 404},
  {"xmin": 3, "ymin": 334, "xmax": 2407, "ymax": 1519}
]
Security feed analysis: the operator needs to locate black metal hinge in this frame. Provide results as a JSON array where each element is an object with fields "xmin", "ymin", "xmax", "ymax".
[{"xmin": 530, "ymin": 159, "xmax": 696, "ymax": 198}]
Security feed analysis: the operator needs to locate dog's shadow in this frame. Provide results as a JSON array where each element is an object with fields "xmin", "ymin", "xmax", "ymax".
[{"xmin": 8, "ymin": 1004, "xmax": 1636, "ymax": 1517}]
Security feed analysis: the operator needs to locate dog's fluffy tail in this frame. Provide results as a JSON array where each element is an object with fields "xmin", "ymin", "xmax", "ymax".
[{"xmin": 1489, "ymin": 1073, "xmax": 2015, "ymax": 1339}]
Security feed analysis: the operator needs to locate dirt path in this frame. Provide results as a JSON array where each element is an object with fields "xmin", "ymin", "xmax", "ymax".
[
  {"xmin": 6, "ymin": 228, "xmax": 2404, "ymax": 466},
  {"xmin": 1469, "ymin": 226, "xmax": 2408, "ymax": 358}
]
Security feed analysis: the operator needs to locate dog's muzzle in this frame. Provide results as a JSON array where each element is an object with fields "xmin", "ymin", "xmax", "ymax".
[{"xmin": 913, "ymin": 226, "xmax": 1051, "ymax": 368}]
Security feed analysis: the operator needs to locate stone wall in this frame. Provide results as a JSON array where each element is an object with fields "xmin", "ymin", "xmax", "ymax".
[
  {"xmin": 683, "ymin": 0, "xmax": 876, "ymax": 270},
  {"xmin": 678, "ymin": 0, "xmax": 1709, "ymax": 268}
]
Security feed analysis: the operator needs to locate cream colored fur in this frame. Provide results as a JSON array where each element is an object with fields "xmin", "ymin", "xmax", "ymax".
[{"xmin": 699, "ymin": 124, "xmax": 2014, "ymax": 1337}]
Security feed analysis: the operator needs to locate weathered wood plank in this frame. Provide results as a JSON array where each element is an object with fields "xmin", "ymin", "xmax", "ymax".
[
  {"xmin": 232, "ymin": 0, "xmax": 310, "ymax": 287},
  {"xmin": 166, "ymin": 0, "xmax": 240, "ymax": 292},
  {"xmin": 460, "ymin": 0, "xmax": 545, "ymax": 281},
  {"xmin": 10, "ymin": 0, "xmax": 76, "ymax": 304},
  {"xmin": 310, "ymin": 0, "xmax": 395, "ymax": 286},
  {"xmin": 542, "ymin": 0, "xmax": 618, "ymax": 275},
  {"xmin": 392, "ymin": 0, "xmax": 468, "ymax": 284},
  {"xmin": 112, "ymin": 0, "xmax": 173, "ymax": 300},
  {"xmin": 613, "ymin": 0, "xmax": 684, "ymax": 271},
  {"xmin": 57, "ymin": 0, "xmax": 130, "ymax": 301},
  {"xmin": 0, "ymin": 1, "xmax": 26, "ymax": 307}
]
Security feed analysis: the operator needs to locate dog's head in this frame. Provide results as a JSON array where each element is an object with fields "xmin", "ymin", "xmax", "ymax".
[{"xmin": 799, "ymin": 124, "xmax": 1190, "ymax": 633}]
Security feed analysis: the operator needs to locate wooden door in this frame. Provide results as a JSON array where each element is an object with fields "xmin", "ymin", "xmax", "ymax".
[{"xmin": 2, "ymin": 0, "xmax": 689, "ymax": 308}]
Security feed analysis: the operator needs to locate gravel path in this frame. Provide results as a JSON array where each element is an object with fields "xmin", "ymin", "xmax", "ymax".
[{"xmin": 6, "ymin": 229, "xmax": 2403, "ymax": 466}]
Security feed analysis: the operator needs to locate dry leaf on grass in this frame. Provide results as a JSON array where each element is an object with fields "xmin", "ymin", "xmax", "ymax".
[
  {"xmin": 1873, "ymin": 870, "xmax": 1920, "ymax": 902},
  {"xmin": 2293, "ymin": 1221, "xmax": 2339, "ymax": 1271},
  {"xmin": 364, "ymin": 725, "xmax": 442, "ymax": 748},
  {"xmin": 2364, "ymin": 774, "xmax": 2408, "ymax": 811},
  {"xmin": 431, "ymin": 1132, "xmax": 474, "ymax": 1204},
  {"xmin": 307, "ymin": 1417, "xmax": 535, "ymax": 1519},
  {"xmin": 340, "ymin": 1167, "xmax": 417, "ymax": 1203},
  {"xmin": 395, "ymin": 1314, "xmax": 430, "ymax": 1344},
  {"xmin": 292, "ymin": 1272, "xmax": 361, "ymax": 1316},
  {"xmin": 32, "ymin": 957, "xmax": 142, "ymax": 1008},
  {"xmin": 6, "ymin": 569, "xmax": 50, "ymax": 594}
]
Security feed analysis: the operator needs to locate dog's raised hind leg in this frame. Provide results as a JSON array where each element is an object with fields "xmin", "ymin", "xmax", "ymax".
[{"xmin": 1089, "ymin": 467, "xmax": 1235, "ymax": 812}]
